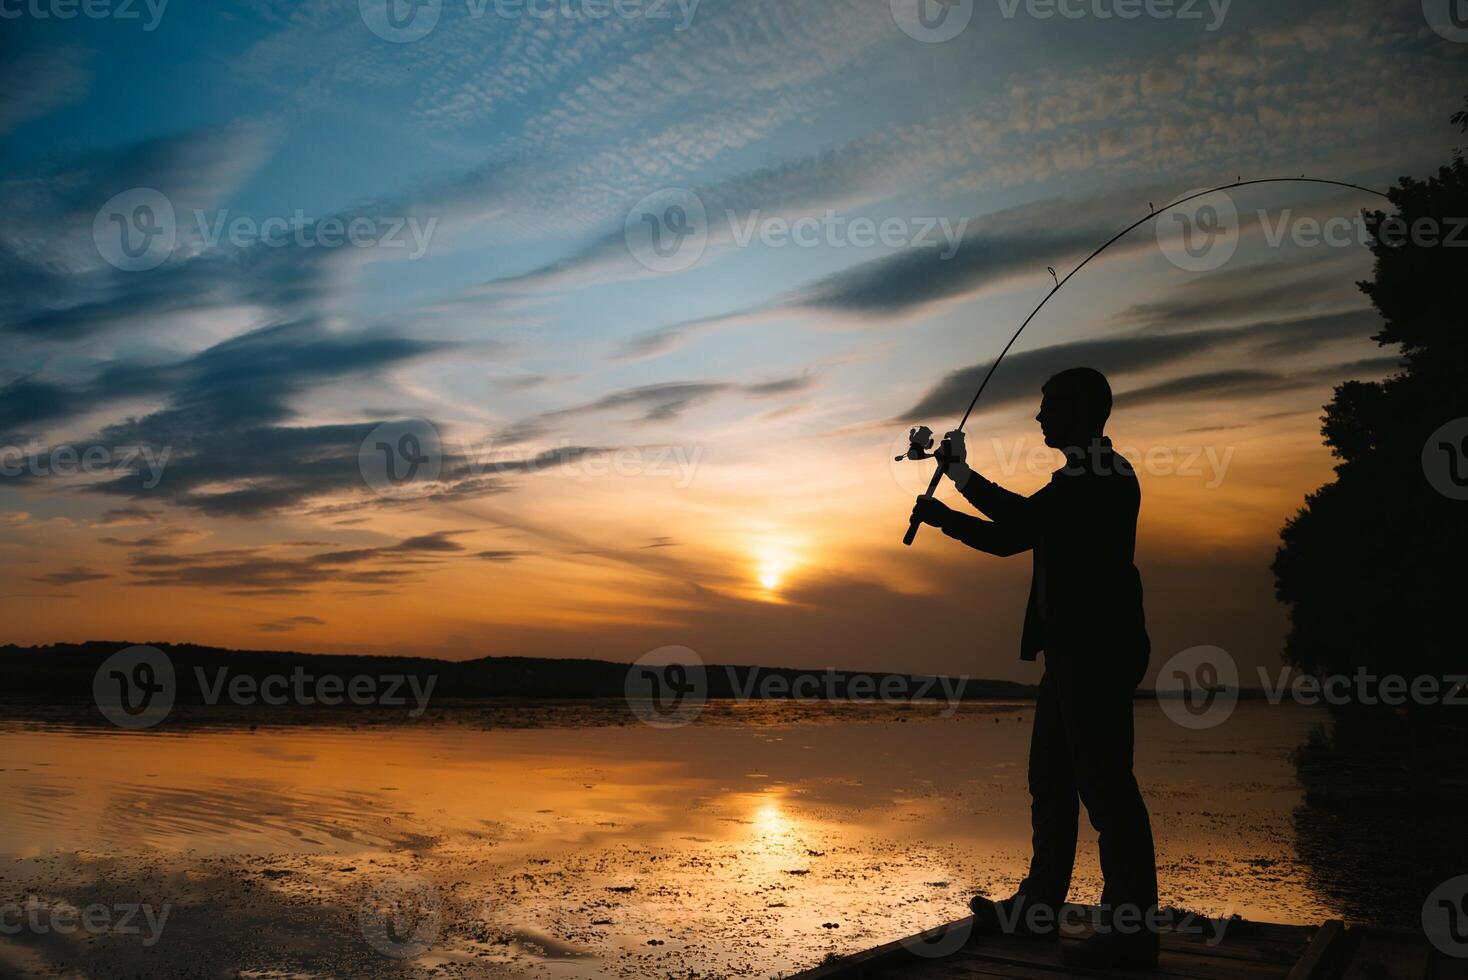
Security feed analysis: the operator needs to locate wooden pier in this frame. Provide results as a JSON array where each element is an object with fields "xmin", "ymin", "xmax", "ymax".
[{"xmin": 785, "ymin": 909, "xmax": 1459, "ymax": 980}]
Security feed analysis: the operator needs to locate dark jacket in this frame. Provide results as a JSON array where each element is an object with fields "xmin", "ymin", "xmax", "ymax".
[{"xmin": 937, "ymin": 438, "xmax": 1148, "ymax": 667}]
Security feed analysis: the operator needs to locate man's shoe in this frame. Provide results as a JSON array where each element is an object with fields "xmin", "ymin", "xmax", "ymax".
[
  {"xmin": 1058, "ymin": 928, "xmax": 1161, "ymax": 970},
  {"xmin": 967, "ymin": 895, "xmax": 1059, "ymax": 942}
]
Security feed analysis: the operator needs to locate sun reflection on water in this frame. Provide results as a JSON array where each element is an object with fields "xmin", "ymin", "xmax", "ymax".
[{"xmin": 752, "ymin": 797, "xmax": 791, "ymax": 836}]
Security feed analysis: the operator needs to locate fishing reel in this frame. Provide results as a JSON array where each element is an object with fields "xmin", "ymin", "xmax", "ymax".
[
  {"xmin": 895, "ymin": 425, "xmax": 934, "ymax": 462},
  {"xmin": 895, "ymin": 425, "xmax": 956, "ymax": 463}
]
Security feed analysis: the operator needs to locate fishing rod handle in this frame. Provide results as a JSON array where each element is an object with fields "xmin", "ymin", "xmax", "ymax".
[{"xmin": 902, "ymin": 458, "xmax": 949, "ymax": 546}]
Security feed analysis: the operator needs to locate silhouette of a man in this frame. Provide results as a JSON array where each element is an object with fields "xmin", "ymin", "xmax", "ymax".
[{"xmin": 910, "ymin": 366, "xmax": 1159, "ymax": 970}]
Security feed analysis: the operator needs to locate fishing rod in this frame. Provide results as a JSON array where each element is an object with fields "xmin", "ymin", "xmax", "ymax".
[{"xmin": 898, "ymin": 175, "xmax": 1393, "ymax": 546}]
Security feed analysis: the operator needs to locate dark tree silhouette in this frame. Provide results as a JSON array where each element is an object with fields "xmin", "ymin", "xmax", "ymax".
[
  {"xmin": 1273, "ymin": 101, "xmax": 1468, "ymax": 926},
  {"xmin": 1272, "ymin": 116, "xmax": 1468, "ymax": 684}
]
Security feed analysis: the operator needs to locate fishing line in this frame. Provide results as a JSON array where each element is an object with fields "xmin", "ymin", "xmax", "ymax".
[{"xmin": 902, "ymin": 176, "xmax": 1394, "ymax": 546}]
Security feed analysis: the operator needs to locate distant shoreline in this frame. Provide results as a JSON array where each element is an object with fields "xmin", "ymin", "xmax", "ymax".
[
  {"xmin": 2, "ymin": 641, "xmax": 1286, "ymax": 715},
  {"xmin": 1, "ymin": 639, "xmax": 1035, "ymax": 704}
]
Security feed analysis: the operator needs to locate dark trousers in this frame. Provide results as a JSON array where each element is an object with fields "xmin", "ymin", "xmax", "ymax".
[{"xmin": 1017, "ymin": 665, "xmax": 1158, "ymax": 916}]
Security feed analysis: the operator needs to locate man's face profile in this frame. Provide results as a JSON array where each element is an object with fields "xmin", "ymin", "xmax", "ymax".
[{"xmin": 1036, "ymin": 392, "xmax": 1075, "ymax": 449}]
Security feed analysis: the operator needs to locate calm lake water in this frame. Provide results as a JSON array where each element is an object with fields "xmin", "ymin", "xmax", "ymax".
[{"xmin": 0, "ymin": 700, "xmax": 1338, "ymax": 978}]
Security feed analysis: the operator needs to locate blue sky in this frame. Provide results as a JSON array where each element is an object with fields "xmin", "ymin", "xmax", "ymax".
[{"xmin": 1, "ymin": 0, "xmax": 1465, "ymax": 679}]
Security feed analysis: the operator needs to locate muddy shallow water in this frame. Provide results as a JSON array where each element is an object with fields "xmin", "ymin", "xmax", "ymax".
[{"xmin": 0, "ymin": 700, "xmax": 1337, "ymax": 978}]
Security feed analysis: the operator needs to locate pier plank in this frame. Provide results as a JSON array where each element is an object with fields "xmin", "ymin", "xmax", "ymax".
[{"xmin": 782, "ymin": 910, "xmax": 1439, "ymax": 980}]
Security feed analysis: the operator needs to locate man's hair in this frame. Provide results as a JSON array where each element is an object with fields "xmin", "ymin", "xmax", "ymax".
[{"xmin": 1043, "ymin": 367, "xmax": 1112, "ymax": 429}]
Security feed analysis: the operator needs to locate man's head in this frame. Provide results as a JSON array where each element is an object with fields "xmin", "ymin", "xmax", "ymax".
[{"xmin": 1037, "ymin": 367, "xmax": 1112, "ymax": 449}]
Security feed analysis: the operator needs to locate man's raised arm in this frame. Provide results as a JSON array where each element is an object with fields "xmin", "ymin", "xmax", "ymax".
[
  {"xmin": 910, "ymin": 496, "xmax": 1033, "ymax": 557},
  {"xmin": 943, "ymin": 430, "xmax": 1035, "ymax": 526}
]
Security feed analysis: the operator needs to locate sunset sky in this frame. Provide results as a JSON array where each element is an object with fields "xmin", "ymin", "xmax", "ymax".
[{"xmin": 2, "ymin": 0, "xmax": 1464, "ymax": 682}]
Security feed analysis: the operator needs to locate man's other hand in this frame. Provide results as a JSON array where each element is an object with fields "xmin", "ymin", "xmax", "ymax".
[{"xmin": 911, "ymin": 494, "xmax": 953, "ymax": 529}]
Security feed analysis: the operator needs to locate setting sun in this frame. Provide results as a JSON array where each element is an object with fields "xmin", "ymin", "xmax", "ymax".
[{"xmin": 754, "ymin": 544, "xmax": 799, "ymax": 596}]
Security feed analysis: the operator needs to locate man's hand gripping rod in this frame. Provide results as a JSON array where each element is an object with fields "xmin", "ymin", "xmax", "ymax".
[{"xmin": 898, "ymin": 426, "xmax": 951, "ymax": 546}]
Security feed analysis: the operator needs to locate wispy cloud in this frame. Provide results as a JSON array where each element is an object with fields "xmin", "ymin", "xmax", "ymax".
[
  {"xmin": 257, "ymin": 614, "xmax": 326, "ymax": 632},
  {"xmin": 32, "ymin": 566, "xmax": 111, "ymax": 586},
  {"xmin": 0, "ymin": 45, "xmax": 90, "ymax": 135},
  {"xmin": 497, "ymin": 375, "xmax": 816, "ymax": 443},
  {"xmin": 127, "ymin": 531, "xmax": 471, "ymax": 593}
]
